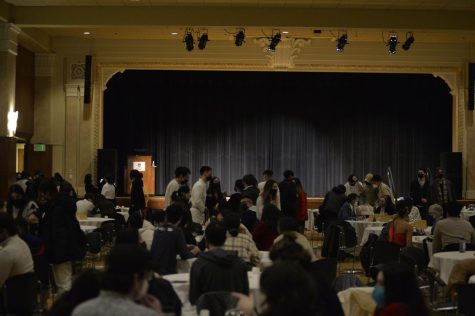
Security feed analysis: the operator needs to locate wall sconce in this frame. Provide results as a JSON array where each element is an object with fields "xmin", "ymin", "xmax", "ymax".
[{"xmin": 7, "ymin": 110, "xmax": 18, "ymax": 137}]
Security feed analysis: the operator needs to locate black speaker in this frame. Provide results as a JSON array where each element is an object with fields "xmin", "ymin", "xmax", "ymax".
[
  {"xmin": 84, "ymin": 55, "xmax": 92, "ymax": 104},
  {"xmin": 469, "ymin": 63, "xmax": 475, "ymax": 111},
  {"xmin": 97, "ymin": 148, "xmax": 117, "ymax": 185},
  {"xmin": 440, "ymin": 152, "xmax": 463, "ymax": 199}
]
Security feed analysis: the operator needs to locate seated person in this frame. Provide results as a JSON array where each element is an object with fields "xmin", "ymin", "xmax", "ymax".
[
  {"xmin": 72, "ymin": 245, "xmax": 161, "ymax": 316},
  {"xmin": 338, "ymin": 194, "xmax": 358, "ymax": 221},
  {"xmin": 356, "ymin": 194, "xmax": 374, "ymax": 216},
  {"xmin": 189, "ymin": 221, "xmax": 249, "ymax": 305},
  {"xmin": 76, "ymin": 193, "xmax": 95, "ymax": 219},
  {"xmin": 240, "ymin": 192, "xmax": 258, "ymax": 233},
  {"xmin": 428, "ymin": 204, "xmax": 443, "ymax": 233},
  {"xmin": 388, "ymin": 200, "xmax": 413, "ymax": 248},
  {"xmin": 140, "ymin": 210, "xmax": 165, "ymax": 250},
  {"xmin": 223, "ymin": 212, "xmax": 260, "ymax": 267},
  {"xmin": 404, "ymin": 197, "xmax": 422, "ymax": 224},
  {"xmin": 0, "ymin": 212, "xmax": 34, "ymax": 287},
  {"xmin": 274, "ymin": 216, "xmax": 317, "ymax": 262},
  {"xmin": 150, "ymin": 204, "xmax": 200, "ymax": 275},
  {"xmin": 433, "ymin": 202, "xmax": 475, "ymax": 253},
  {"xmin": 375, "ymin": 196, "xmax": 395, "ymax": 215}
]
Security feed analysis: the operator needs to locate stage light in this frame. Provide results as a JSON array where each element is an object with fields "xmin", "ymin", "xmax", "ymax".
[
  {"xmin": 388, "ymin": 35, "xmax": 398, "ymax": 54},
  {"xmin": 402, "ymin": 33, "xmax": 415, "ymax": 51},
  {"xmin": 268, "ymin": 33, "xmax": 281, "ymax": 52},
  {"xmin": 184, "ymin": 32, "xmax": 194, "ymax": 51},
  {"xmin": 198, "ymin": 33, "xmax": 209, "ymax": 50},
  {"xmin": 235, "ymin": 30, "xmax": 245, "ymax": 46},
  {"xmin": 83, "ymin": 31, "xmax": 90, "ymax": 35},
  {"xmin": 336, "ymin": 33, "xmax": 348, "ymax": 52}
]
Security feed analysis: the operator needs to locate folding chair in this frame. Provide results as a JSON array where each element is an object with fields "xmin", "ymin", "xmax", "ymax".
[
  {"xmin": 368, "ymin": 241, "xmax": 400, "ymax": 282},
  {"xmin": 457, "ymin": 284, "xmax": 475, "ymax": 316},
  {"xmin": 3, "ymin": 272, "xmax": 37, "ymax": 315}
]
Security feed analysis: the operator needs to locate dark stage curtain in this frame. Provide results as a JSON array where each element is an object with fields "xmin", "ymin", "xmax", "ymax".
[{"xmin": 103, "ymin": 70, "xmax": 452, "ymax": 197}]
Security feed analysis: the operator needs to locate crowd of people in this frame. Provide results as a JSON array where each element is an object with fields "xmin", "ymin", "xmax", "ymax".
[{"xmin": 0, "ymin": 165, "xmax": 472, "ymax": 316}]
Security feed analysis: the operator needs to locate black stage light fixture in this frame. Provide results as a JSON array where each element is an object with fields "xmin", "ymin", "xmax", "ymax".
[
  {"xmin": 184, "ymin": 32, "xmax": 194, "ymax": 51},
  {"xmin": 235, "ymin": 30, "xmax": 245, "ymax": 46},
  {"xmin": 336, "ymin": 33, "xmax": 348, "ymax": 52},
  {"xmin": 388, "ymin": 35, "xmax": 398, "ymax": 54},
  {"xmin": 268, "ymin": 32, "xmax": 281, "ymax": 52},
  {"xmin": 402, "ymin": 33, "xmax": 415, "ymax": 51},
  {"xmin": 198, "ymin": 33, "xmax": 209, "ymax": 50}
]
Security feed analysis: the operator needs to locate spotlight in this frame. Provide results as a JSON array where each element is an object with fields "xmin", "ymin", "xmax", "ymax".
[
  {"xmin": 268, "ymin": 33, "xmax": 281, "ymax": 52},
  {"xmin": 184, "ymin": 32, "xmax": 194, "ymax": 51},
  {"xmin": 198, "ymin": 33, "xmax": 209, "ymax": 50},
  {"xmin": 402, "ymin": 33, "xmax": 415, "ymax": 51},
  {"xmin": 336, "ymin": 33, "xmax": 348, "ymax": 52},
  {"xmin": 388, "ymin": 35, "xmax": 398, "ymax": 54},
  {"xmin": 234, "ymin": 30, "xmax": 245, "ymax": 46}
]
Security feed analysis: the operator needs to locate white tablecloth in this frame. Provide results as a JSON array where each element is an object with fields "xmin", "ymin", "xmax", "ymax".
[
  {"xmin": 461, "ymin": 210, "xmax": 475, "ymax": 221},
  {"xmin": 360, "ymin": 225, "xmax": 432, "ymax": 246},
  {"xmin": 78, "ymin": 217, "xmax": 115, "ymax": 228},
  {"xmin": 347, "ymin": 220, "xmax": 387, "ymax": 245},
  {"xmin": 116, "ymin": 211, "xmax": 129, "ymax": 221},
  {"xmin": 80, "ymin": 225, "xmax": 96, "ymax": 233},
  {"xmin": 338, "ymin": 287, "xmax": 375, "ymax": 316},
  {"xmin": 428, "ymin": 251, "xmax": 475, "ymax": 284},
  {"xmin": 305, "ymin": 209, "xmax": 319, "ymax": 231}
]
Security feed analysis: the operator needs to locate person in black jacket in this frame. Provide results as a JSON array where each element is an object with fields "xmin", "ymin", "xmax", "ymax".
[
  {"xmin": 242, "ymin": 174, "xmax": 260, "ymax": 204},
  {"xmin": 318, "ymin": 185, "xmax": 346, "ymax": 230},
  {"xmin": 189, "ymin": 221, "xmax": 249, "ymax": 305},
  {"xmin": 37, "ymin": 179, "xmax": 85, "ymax": 295},
  {"xmin": 130, "ymin": 169, "xmax": 145, "ymax": 214},
  {"xmin": 278, "ymin": 170, "xmax": 298, "ymax": 218},
  {"xmin": 410, "ymin": 168, "xmax": 430, "ymax": 219}
]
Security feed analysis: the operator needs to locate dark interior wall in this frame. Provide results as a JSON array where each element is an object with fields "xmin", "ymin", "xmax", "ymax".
[
  {"xmin": 103, "ymin": 70, "xmax": 452, "ymax": 197},
  {"xmin": 15, "ymin": 45, "xmax": 35, "ymax": 139}
]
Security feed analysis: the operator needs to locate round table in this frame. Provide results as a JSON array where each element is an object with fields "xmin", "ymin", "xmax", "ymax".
[
  {"xmin": 346, "ymin": 220, "xmax": 387, "ymax": 245},
  {"xmin": 78, "ymin": 217, "xmax": 115, "ymax": 228},
  {"xmin": 360, "ymin": 225, "xmax": 432, "ymax": 246},
  {"xmin": 429, "ymin": 251, "xmax": 475, "ymax": 284},
  {"xmin": 116, "ymin": 211, "xmax": 129, "ymax": 222},
  {"xmin": 80, "ymin": 225, "xmax": 96, "ymax": 233}
]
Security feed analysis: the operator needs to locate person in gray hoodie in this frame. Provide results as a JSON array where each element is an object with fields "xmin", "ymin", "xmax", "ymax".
[{"xmin": 189, "ymin": 221, "xmax": 249, "ymax": 304}]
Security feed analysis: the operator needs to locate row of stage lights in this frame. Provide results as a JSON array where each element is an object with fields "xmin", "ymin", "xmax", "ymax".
[{"xmin": 182, "ymin": 28, "xmax": 415, "ymax": 54}]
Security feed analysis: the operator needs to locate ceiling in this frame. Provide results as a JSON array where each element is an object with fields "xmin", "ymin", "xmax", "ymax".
[{"xmin": 6, "ymin": 0, "xmax": 475, "ymax": 10}]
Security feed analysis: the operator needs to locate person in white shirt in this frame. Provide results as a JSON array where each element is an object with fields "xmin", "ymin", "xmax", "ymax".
[
  {"xmin": 190, "ymin": 166, "xmax": 212, "ymax": 224},
  {"xmin": 344, "ymin": 174, "xmax": 364, "ymax": 196},
  {"xmin": 6, "ymin": 184, "xmax": 38, "ymax": 221},
  {"xmin": 0, "ymin": 212, "xmax": 34, "ymax": 287},
  {"xmin": 139, "ymin": 211, "xmax": 166, "ymax": 251},
  {"xmin": 76, "ymin": 194, "xmax": 96, "ymax": 219},
  {"xmin": 164, "ymin": 166, "xmax": 191, "ymax": 208},
  {"xmin": 258, "ymin": 170, "xmax": 281, "ymax": 210},
  {"xmin": 100, "ymin": 176, "xmax": 116, "ymax": 202},
  {"xmin": 256, "ymin": 180, "xmax": 280, "ymax": 220}
]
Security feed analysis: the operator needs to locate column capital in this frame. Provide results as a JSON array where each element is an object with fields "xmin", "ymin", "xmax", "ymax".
[
  {"xmin": 35, "ymin": 53, "xmax": 56, "ymax": 77},
  {"xmin": 0, "ymin": 23, "xmax": 21, "ymax": 55}
]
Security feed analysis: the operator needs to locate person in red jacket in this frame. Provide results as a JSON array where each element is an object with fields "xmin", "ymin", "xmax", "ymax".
[
  {"xmin": 373, "ymin": 263, "xmax": 429, "ymax": 316},
  {"xmin": 294, "ymin": 178, "xmax": 308, "ymax": 233},
  {"xmin": 252, "ymin": 204, "xmax": 280, "ymax": 251}
]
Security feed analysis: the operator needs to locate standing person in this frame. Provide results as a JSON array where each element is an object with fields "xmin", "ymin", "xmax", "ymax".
[
  {"xmin": 410, "ymin": 168, "xmax": 430, "ymax": 219},
  {"xmin": 205, "ymin": 176, "xmax": 225, "ymax": 217},
  {"xmin": 429, "ymin": 167, "xmax": 455, "ymax": 209},
  {"xmin": 318, "ymin": 185, "xmax": 346, "ymax": 229},
  {"xmin": 279, "ymin": 170, "xmax": 298, "ymax": 218},
  {"xmin": 100, "ymin": 176, "xmax": 116, "ymax": 204},
  {"xmin": 130, "ymin": 170, "xmax": 145, "ymax": 215},
  {"xmin": 227, "ymin": 179, "xmax": 245, "ymax": 213},
  {"xmin": 256, "ymin": 180, "xmax": 280, "ymax": 221},
  {"xmin": 373, "ymin": 263, "xmax": 430, "ymax": 316},
  {"xmin": 372, "ymin": 175, "xmax": 395, "ymax": 207},
  {"xmin": 6, "ymin": 184, "xmax": 38, "ymax": 221},
  {"xmin": 54, "ymin": 173, "xmax": 77, "ymax": 199},
  {"xmin": 252, "ymin": 204, "xmax": 280, "ymax": 251},
  {"xmin": 344, "ymin": 174, "xmax": 364, "ymax": 196},
  {"xmin": 37, "ymin": 179, "xmax": 86, "ymax": 294},
  {"xmin": 190, "ymin": 166, "xmax": 212, "ymax": 224},
  {"xmin": 240, "ymin": 192, "xmax": 258, "ymax": 233},
  {"xmin": 258, "ymin": 169, "xmax": 274, "ymax": 192},
  {"xmin": 84, "ymin": 174, "xmax": 99, "ymax": 196},
  {"xmin": 242, "ymin": 174, "xmax": 260, "ymax": 204},
  {"xmin": 15, "ymin": 171, "xmax": 30, "ymax": 192},
  {"xmin": 294, "ymin": 178, "xmax": 308, "ymax": 233},
  {"xmin": 164, "ymin": 166, "xmax": 191, "ymax": 208},
  {"xmin": 363, "ymin": 173, "xmax": 378, "ymax": 206}
]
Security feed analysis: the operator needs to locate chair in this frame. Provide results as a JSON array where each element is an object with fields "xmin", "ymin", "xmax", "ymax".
[
  {"xmin": 110, "ymin": 212, "xmax": 126, "ymax": 233},
  {"xmin": 311, "ymin": 258, "xmax": 337, "ymax": 284},
  {"xmin": 85, "ymin": 231, "xmax": 102, "ymax": 268},
  {"xmin": 337, "ymin": 231, "xmax": 362, "ymax": 275},
  {"xmin": 457, "ymin": 284, "xmax": 475, "ymax": 315},
  {"xmin": 99, "ymin": 221, "xmax": 116, "ymax": 251},
  {"xmin": 426, "ymin": 268, "xmax": 458, "ymax": 313},
  {"xmin": 422, "ymin": 237, "xmax": 433, "ymax": 263},
  {"xmin": 368, "ymin": 241, "xmax": 401, "ymax": 281},
  {"xmin": 195, "ymin": 292, "xmax": 239, "ymax": 316},
  {"xmin": 400, "ymin": 247, "xmax": 428, "ymax": 274},
  {"xmin": 442, "ymin": 243, "xmax": 475, "ymax": 252},
  {"xmin": 3, "ymin": 272, "xmax": 37, "ymax": 315}
]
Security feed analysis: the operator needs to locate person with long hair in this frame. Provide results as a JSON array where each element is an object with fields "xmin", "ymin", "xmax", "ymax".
[
  {"xmin": 388, "ymin": 200, "xmax": 413, "ymax": 248},
  {"xmin": 256, "ymin": 180, "xmax": 280, "ymax": 220},
  {"xmin": 130, "ymin": 169, "xmax": 145, "ymax": 214},
  {"xmin": 205, "ymin": 176, "xmax": 225, "ymax": 217},
  {"xmin": 294, "ymin": 178, "xmax": 308, "ymax": 233},
  {"xmin": 84, "ymin": 174, "xmax": 99, "ymax": 196},
  {"xmin": 373, "ymin": 263, "xmax": 429, "ymax": 316},
  {"xmin": 223, "ymin": 212, "xmax": 260, "ymax": 267},
  {"xmin": 252, "ymin": 204, "xmax": 280, "ymax": 251},
  {"xmin": 6, "ymin": 184, "xmax": 38, "ymax": 221}
]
